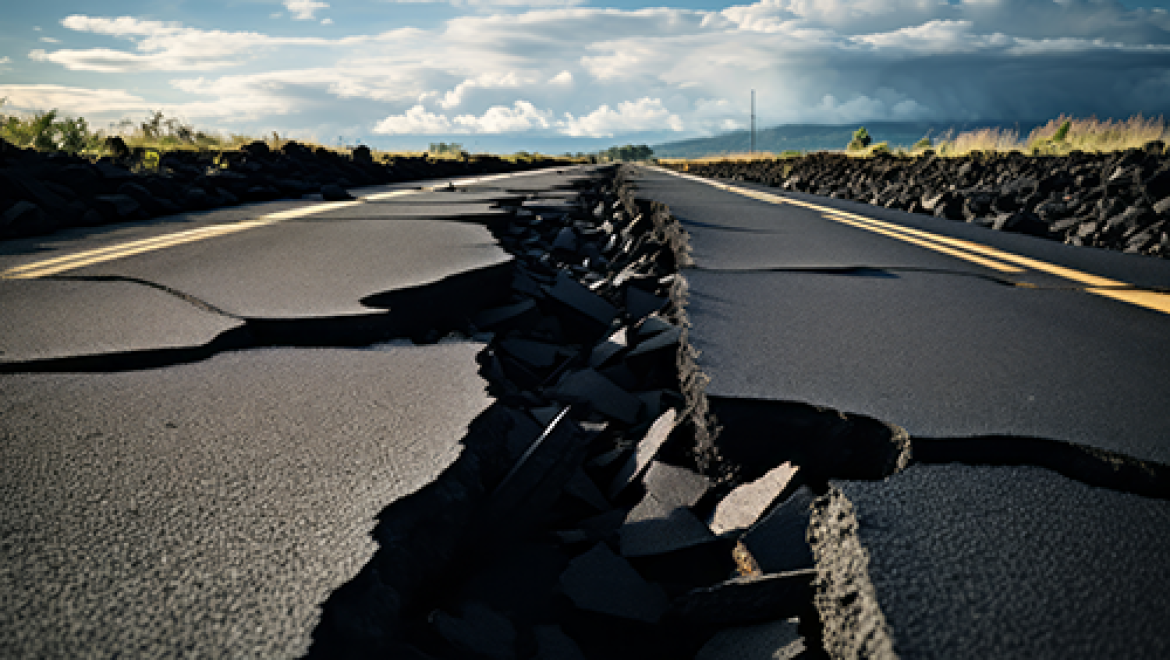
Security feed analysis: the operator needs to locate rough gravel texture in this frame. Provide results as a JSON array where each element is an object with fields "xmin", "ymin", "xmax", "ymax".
[
  {"xmin": 0, "ymin": 344, "xmax": 491, "ymax": 658},
  {"xmin": 837, "ymin": 464, "xmax": 1170, "ymax": 660}
]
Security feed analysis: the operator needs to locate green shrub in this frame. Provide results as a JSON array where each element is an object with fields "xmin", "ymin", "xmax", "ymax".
[
  {"xmin": 847, "ymin": 126, "xmax": 872, "ymax": 151},
  {"xmin": 912, "ymin": 136, "xmax": 933, "ymax": 151},
  {"xmin": 1052, "ymin": 120, "xmax": 1071, "ymax": 142}
]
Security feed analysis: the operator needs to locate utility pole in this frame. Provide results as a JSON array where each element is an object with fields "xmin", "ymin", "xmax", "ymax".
[{"xmin": 750, "ymin": 89, "xmax": 756, "ymax": 156}]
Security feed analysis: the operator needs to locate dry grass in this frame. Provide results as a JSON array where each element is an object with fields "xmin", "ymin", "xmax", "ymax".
[
  {"xmin": 658, "ymin": 151, "xmax": 799, "ymax": 166},
  {"xmin": 935, "ymin": 114, "xmax": 1168, "ymax": 157},
  {"xmin": 663, "ymin": 114, "xmax": 1169, "ymax": 166}
]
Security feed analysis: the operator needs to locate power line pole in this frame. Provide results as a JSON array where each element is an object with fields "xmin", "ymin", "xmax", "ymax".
[{"xmin": 750, "ymin": 89, "xmax": 756, "ymax": 156}]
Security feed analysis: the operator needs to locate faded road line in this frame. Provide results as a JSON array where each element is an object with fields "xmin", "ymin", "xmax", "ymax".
[
  {"xmin": 1, "ymin": 198, "xmax": 377, "ymax": 280},
  {"xmin": 656, "ymin": 167, "xmax": 1170, "ymax": 316},
  {"xmin": 1, "ymin": 166, "xmax": 573, "ymax": 280}
]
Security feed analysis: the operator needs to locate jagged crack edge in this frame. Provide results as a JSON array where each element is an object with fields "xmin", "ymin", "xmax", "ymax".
[
  {"xmin": 808, "ymin": 487, "xmax": 899, "ymax": 660},
  {"xmin": 0, "ymin": 260, "xmax": 514, "ymax": 373},
  {"xmin": 912, "ymin": 434, "xmax": 1170, "ymax": 500}
]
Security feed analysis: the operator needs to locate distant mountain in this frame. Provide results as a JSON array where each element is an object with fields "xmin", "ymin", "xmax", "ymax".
[{"xmin": 651, "ymin": 121, "xmax": 1047, "ymax": 158}]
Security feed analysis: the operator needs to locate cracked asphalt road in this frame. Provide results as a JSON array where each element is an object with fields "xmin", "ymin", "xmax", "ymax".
[
  {"xmin": 632, "ymin": 166, "xmax": 1170, "ymax": 658},
  {"xmin": 634, "ymin": 166, "xmax": 1170, "ymax": 462},
  {"xmin": 0, "ymin": 167, "xmax": 591, "ymax": 658}
]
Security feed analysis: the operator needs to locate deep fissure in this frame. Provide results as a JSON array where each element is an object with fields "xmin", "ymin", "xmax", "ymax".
[
  {"xmin": 300, "ymin": 164, "xmax": 1170, "ymax": 659},
  {"xmin": 16, "ymin": 164, "xmax": 1165, "ymax": 656}
]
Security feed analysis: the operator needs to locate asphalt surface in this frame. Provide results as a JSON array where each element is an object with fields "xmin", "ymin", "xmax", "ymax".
[
  {"xmin": 838, "ymin": 464, "xmax": 1170, "ymax": 659},
  {"xmin": 632, "ymin": 166, "xmax": 1170, "ymax": 658},
  {"xmin": 0, "ymin": 345, "xmax": 489, "ymax": 657},
  {"xmin": 0, "ymin": 166, "xmax": 591, "ymax": 657},
  {"xmin": 632, "ymin": 166, "xmax": 1170, "ymax": 463}
]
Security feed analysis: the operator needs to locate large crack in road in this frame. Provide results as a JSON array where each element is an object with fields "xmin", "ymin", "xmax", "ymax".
[{"xmin": 4, "ymin": 164, "xmax": 1169, "ymax": 658}]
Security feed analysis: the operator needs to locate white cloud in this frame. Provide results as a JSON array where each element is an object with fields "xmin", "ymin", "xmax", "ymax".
[
  {"xmin": 561, "ymin": 97, "xmax": 684, "ymax": 137},
  {"xmin": 0, "ymin": 84, "xmax": 150, "ymax": 115},
  {"xmin": 436, "ymin": 71, "xmax": 534, "ymax": 109},
  {"xmin": 31, "ymin": 15, "xmax": 342, "ymax": 72},
  {"xmin": 285, "ymin": 0, "xmax": 329, "ymax": 21},
  {"xmin": 22, "ymin": 2, "xmax": 1170, "ymax": 144},
  {"xmin": 456, "ymin": 100, "xmax": 553, "ymax": 132},
  {"xmin": 375, "ymin": 100, "xmax": 553, "ymax": 134},
  {"xmin": 374, "ymin": 105, "xmax": 454, "ymax": 134},
  {"xmin": 321, "ymin": 18, "xmax": 334, "ymax": 25},
  {"xmin": 40, "ymin": 37, "xmax": 61, "ymax": 44},
  {"xmin": 373, "ymin": 97, "xmax": 682, "ymax": 137}
]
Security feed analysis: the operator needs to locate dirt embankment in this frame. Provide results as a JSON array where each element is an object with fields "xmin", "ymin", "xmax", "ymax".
[
  {"xmin": 667, "ymin": 143, "xmax": 1170, "ymax": 258},
  {"xmin": 0, "ymin": 138, "xmax": 571, "ymax": 241}
]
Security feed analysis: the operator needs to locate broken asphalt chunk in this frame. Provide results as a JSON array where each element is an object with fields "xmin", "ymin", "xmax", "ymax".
[
  {"xmin": 533, "ymin": 625, "xmax": 587, "ymax": 660},
  {"xmin": 552, "ymin": 227, "xmax": 579, "ymax": 252},
  {"xmin": 490, "ymin": 408, "xmax": 592, "ymax": 527},
  {"xmin": 633, "ymin": 313, "xmax": 674, "ymax": 340},
  {"xmin": 627, "ymin": 324, "xmax": 682, "ymax": 358},
  {"xmin": 563, "ymin": 468, "xmax": 611, "ymax": 512},
  {"xmin": 625, "ymin": 286, "xmax": 667, "ymax": 322},
  {"xmin": 669, "ymin": 570, "xmax": 816, "ymax": 626},
  {"xmin": 550, "ymin": 369, "xmax": 642, "ymax": 425},
  {"xmin": 512, "ymin": 269, "xmax": 547, "ymax": 298},
  {"xmin": 695, "ymin": 618, "xmax": 805, "ymax": 660},
  {"xmin": 710, "ymin": 462, "xmax": 799, "ymax": 536},
  {"xmin": 642, "ymin": 461, "xmax": 711, "ymax": 508},
  {"xmin": 620, "ymin": 492, "xmax": 714, "ymax": 557},
  {"xmin": 608, "ymin": 409, "xmax": 677, "ymax": 499},
  {"xmin": 559, "ymin": 543, "xmax": 669, "ymax": 624},
  {"xmin": 546, "ymin": 271, "xmax": 618, "ymax": 328},
  {"xmin": 589, "ymin": 327, "xmax": 628, "ymax": 368},
  {"xmin": 499, "ymin": 337, "xmax": 561, "ymax": 370},
  {"xmin": 739, "ymin": 486, "xmax": 816, "ymax": 574},
  {"xmin": 431, "ymin": 602, "xmax": 517, "ymax": 660}
]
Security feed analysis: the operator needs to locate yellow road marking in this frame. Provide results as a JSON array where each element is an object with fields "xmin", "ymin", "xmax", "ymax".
[
  {"xmin": 823, "ymin": 213, "xmax": 1024, "ymax": 273},
  {"xmin": 1, "ymin": 167, "xmax": 567, "ymax": 280},
  {"xmin": 1, "ymin": 198, "xmax": 389, "ymax": 280},
  {"xmin": 361, "ymin": 190, "xmax": 421, "ymax": 201},
  {"xmin": 655, "ymin": 167, "xmax": 1170, "ymax": 316}
]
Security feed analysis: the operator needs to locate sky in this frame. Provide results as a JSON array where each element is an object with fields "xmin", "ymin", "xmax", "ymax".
[{"xmin": 2, "ymin": 0, "xmax": 1170, "ymax": 153}]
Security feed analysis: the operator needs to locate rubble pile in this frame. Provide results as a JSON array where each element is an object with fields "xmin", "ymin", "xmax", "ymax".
[
  {"xmin": 668, "ymin": 143, "xmax": 1170, "ymax": 258},
  {"xmin": 0, "ymin": 137, "xmax": 569, "ymax": 241},
  {"xmin": 309, "ymin": 166, "xmax": 850, "ymax": 659}
]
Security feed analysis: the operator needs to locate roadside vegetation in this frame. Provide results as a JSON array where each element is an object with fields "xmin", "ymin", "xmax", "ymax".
[
  {"xmin": 659, "ymin": 114, "xmax": 1168, "ymax": 165},
  {"xmin": 0, "ymin": 101, "xmax": 586, "ymax": 163},
  {"xmin": 597, "ymin": 144, "xmax": 654, "ymax": 162}
]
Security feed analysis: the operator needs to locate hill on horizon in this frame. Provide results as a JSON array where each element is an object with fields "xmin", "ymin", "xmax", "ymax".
[{"xmin": 652, "ymin": 121, "xmax": 1048, "ymax": 158}]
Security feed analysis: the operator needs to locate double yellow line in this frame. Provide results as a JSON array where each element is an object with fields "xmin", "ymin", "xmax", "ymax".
[
  {"xmin": 660, "ymin": 169, "xmax": 1170, "ymax": 316},
  {"xmin": 0, "ymin": 198, "xmax": 378, "ymax": 280}
]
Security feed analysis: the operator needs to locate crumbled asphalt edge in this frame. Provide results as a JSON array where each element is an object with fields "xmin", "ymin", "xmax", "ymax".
[
  {"xmin": 913, "ymin": 435, "xmax": 1170, "ymax": 500},
  {"xmin": 806, "ymin": 490, "xmax": 897, "ymax": 660},
  {"xmin": 625, "ymin": 165, "xmax": 1170, "ymax": 660},
  {"xmin": 664, "ymin": 143, "xmax": 1170, "ymax": 258},
  {"xmin": 305, "ymin": 163, "xmax": 1170, "ymax": 659},
  {"xmin": 615, "ymin": 176, "xmax": 728, "ymax": 483},
  {"xmin": 305, "ymin": 164, "xmax": 738, "ymax": 658},
  {"xmin": 0, "ymin": 261, "xmax": 514, "ymax": 373}
]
